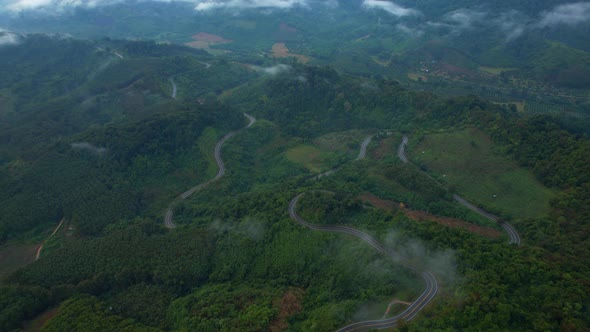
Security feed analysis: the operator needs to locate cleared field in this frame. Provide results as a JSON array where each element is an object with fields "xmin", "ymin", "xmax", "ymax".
[
  {"xmin": 407, "ymin": 72, "xmax": 428, "ymax": 81},
  {"xmin": 313, "ymin": 130, "xmax": 366, "ymax": 154},
  {"xmin": 0, "ymin": 243, "xmax": 37, "ymax": 280},
  {"xmin": 198, "ymin": 127, "xmax": 220, "ymax": 178},
  {"xmin": 479, "ymin": 66, "xmax": 517, "ymax": 75},
  {"xmin": 285, "ymin": 145, "xmax": 324, "ymax": 173},
  {"xmin": 412, "ymin": 127, "xmax": 555, "ymax": 220},
  {"xmin": 493, "ymin": 101, "xmax": 525, "ymax": 112},
  {"xmin": 271, "ymin": 43, "xmax": 310, "ymax": 63}
]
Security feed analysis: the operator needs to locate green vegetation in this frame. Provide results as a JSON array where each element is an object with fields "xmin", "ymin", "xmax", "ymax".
[
  {"xmin": 0, "ymin": 34, "xmax": 589, "ymax": 332},
  {"xmin": 413, "ymin": 127, "xmax": 555, "ymax": 220},
  {"xmin": 286, "ymin": 144, "xmax": 325, "ymax": 173}
]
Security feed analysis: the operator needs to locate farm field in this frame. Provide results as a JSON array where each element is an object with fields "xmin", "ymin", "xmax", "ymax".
[{"xmin": 412, "ymin": 127, "xmax": 555, "ymax": 220}]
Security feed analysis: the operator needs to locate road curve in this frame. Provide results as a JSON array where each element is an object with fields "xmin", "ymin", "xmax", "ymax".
[
  {"xmin": 164, "ymin": 113, "xmax": 256, "ymax": 229},
  {"xmin": 289, "ymin": 194, "xmax": 438, "ymax": 331},
  {"xmin": 398, "ymin": 136, "xmax": 521, "ymax": 245},
  {"xmin": 169, "ymin": 78, "xmax": 177, "ymax": 99},
  {"xmin": 35, "ymin": 218, "xmax": 65, "ymax": 260},
  {"xmin": 453, "ymin": 195, "xmax": 521, "ymax": 245},
  {"xmin": 356, "ymin": 136, "xmax": 373, "ymax": 160},
  {"xmin": 397, "ymin": 135, "xmax": 409, "ymax": 163}
]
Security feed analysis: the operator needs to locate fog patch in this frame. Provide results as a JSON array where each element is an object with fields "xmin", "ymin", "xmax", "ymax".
[
  {"xmin": 494, "ymin": 10, "xmax": 528, "ymax": 41},
  {"xmin": 0, "ymin": 29, "xmax": 20, "ymax": 46},
  {"xmin": 396, "ymin": 23, "xmax": 424, "ymax": 37},
  {"xmin": 251, "ymin": 64, "xmax": 291, "ymax": 75},
  {"xmin": 209, "ymin": 217, "xmax": 267, "ymax": 241},
  {"xmin": 71, "ymin": 142, "xmax": 107, "ymax": 156},
  {"xmin": 383, "ymin": 230, "xmax": 458, "ymax": 286},
  {"xmin": 360, "ymin": 81, "xmax": 378, "ymax": 91},
  {"xmin": 537, "ymin": 2, "xmax": 590, "ymax": 27},
  {"xmin": 194, "ymin": 0, "xmax": 309, "ymax": 11},
  {"xmin": 296, "ymin": 75, "xmax": 307, "ymax": 83},
  {"xmin": 427, "ymin": 9, "xmax": 487, "ymax": 35},
  {"xmin": 362, "ymin": 0, "xmax": 420, "ymax": 17}
]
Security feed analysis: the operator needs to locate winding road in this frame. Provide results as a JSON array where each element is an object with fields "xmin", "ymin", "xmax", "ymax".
[
  {"xmin": 169, "ymin": 78, "xmax": 177, "ymax": 99},
  {"xmin": 356, "ymin": 136, "xmax": 373, "ymax": 160},
  {"xmin": 398, "ymin": 135, "xmax": 521, "ymax": 245},
  {"xmin": 397, "ymin": 135, "xmax": 409, "ymax": 163},
  {"xmin": 35, "ymin": 218, "xmax": 65, "ymax": 260},
  {"xmin": 164, "ymin": 113, "xmax": 256, "ymax": 229},
  {"xmin": 287, "ymin": 135, "xmax": 439, "ymax": 331},
  {"xmin": 289, "ymin": 194, "xmax": 438, "ymax": 331}
]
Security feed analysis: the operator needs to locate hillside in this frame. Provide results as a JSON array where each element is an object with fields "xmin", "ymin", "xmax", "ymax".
[{"xmin": 0, "ymin": 34, "xmax": 589, "ymax": 331}]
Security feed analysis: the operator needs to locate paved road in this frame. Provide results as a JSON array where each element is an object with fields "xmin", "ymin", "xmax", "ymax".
[
  {"xmin": 397, "ymin": 135, "xmax": 409, "ymax": 163},
  {"xmin": 289, "ymin": 194, "xmax": 438, "ymax": 331},
  {"xmin": 169, "ymin": 78, "xmax": 177, "ymax": 99},
  {"xmin": 356, "ymin": 136, "xmax": 373, "ymax": 160},
  {"xmin": 164, "ymin": 113, "xmax": 256, "ymax": 229},
  {"xmin": 35, "ymin": 218, "xmax": 65, "ymax": 260},
  {"xmin": 453, "ymin": 195, "xmax": 521, "ymax": 245},
  {"xmin": 398, "ymin": 136, "xmax": 521, "ymax": 245}
]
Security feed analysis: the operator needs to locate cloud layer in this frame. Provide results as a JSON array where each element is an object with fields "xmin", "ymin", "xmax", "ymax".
[
  {"xmin": 194, "ymin": 0, "xmax": 308, "ymax": 11},
  {"xmin": 362, "ymin": 0, "xmax": 419, "ymax": 17},
  {"xmin": 538, "ymin": 2, "xmax": 590, "ymax": 27},
  {"xmin": 0, "ymin": 29, "xmax": 20, "ymax": 46}
]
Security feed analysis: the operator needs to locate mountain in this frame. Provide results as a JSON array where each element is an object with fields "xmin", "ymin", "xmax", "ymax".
[{"xmin": 0, "ymin": 2, "xmax": 590, "ymax": 331}]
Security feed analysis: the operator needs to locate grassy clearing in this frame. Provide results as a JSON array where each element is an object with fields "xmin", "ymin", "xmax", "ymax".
[
  {"xmin": 313, "ymin": 130, "xmax": 367, "ymax": 155},
  {"xmin": 479, "ymin": 66, "xmax": 517, "ymax": 75},
  {"xmin": 407, "ymin": 73, "xmax": 428, "ymax": 82},
  {"xmin": 286, "ymin": 131, "xmax": 370, "ymax": 173},
  {"xmin": 412, "ymin": 127, "xmax": 555, "ymax": 220},
  {"xmin": 0, "ymin": 243, "xmax": 37, "ymax": 281},
  {"xmin": 493, "ymin": 101, "xmax": 525, "ymax": 112},
  {"xmin": 197, "ymin": 127, "xmax": 219, "ymax": 178},
  {"xmin": 285, "ymin": 145, "xmax": 324, "ymax": 173}
]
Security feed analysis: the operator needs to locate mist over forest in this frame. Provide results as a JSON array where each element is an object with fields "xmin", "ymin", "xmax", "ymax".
[{"xmin": 1, "ymin": 1, "xmax": 589, "ymax": 331}]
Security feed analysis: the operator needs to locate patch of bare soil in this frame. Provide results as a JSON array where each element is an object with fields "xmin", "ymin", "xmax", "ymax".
[
  {"xmin": 22, "ymin": 307, "xmax": 59, "ymax": 332},
  {"xmin": 0, "ymin": 244, "xmax": 38, "ymax": 280},
  {"xmin": 185, "ymin": 32, "xmax": 233, "ymax": 53},
  {"xmin": 372, "ymin": 137, "xmax": 395, "ymax": 159},
  {"xmin": 359, "ymin": 193, "xmax": 501, "ymax": 239},
  {"xmin": 269, "ymin": 288, "xmax": 304, "ymax": 332},
  {"xmin": 271, "ymin": 43, "xmax": 310, "ymax": 63},
  {"xmin": 191, "ymin": 32, "xmax": 232, "ymax": 43}
]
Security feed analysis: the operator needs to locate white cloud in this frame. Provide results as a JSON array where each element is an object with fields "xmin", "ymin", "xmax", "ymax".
[
  {"xmin": 538, "ymin": 2, "xmax": 590, "ymax": 27},
  {"xmin": 494, "ymin": 10, "xmax": 528, "ymax": 41},
  {"xmin": 71, "ymin": 142, "xmax": 107, "ymax": 156},
  {"xmin": 362, "ymin": 0, "xmax": 419, "ymax": 17},
  {"xmin": 251, "ymin": 64, "xmax": 291, "ymax": 75},
  {"xmin": 0, "ymin": 29, "xmax": 20, "ymax": 46},
  {"xmin": 194, "ymin": 0, "xmax": 309, "ymax": 11},
  {"xmin": 2, "ymin": 0, "xmax": 125, "ymax": 12},
  {"xmin": 396, "ymin": 23, "xmax": 423, "ymax": 37}
]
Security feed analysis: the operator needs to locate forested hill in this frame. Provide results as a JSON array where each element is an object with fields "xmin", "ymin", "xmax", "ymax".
[{"xmin": 0, "ymin": 36, "xmax": 589, "ymax": 331}]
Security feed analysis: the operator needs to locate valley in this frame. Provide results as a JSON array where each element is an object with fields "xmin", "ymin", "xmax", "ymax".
[{"xmin": 1, "ymin": 1, "xmax": 590, "ymax": 331}]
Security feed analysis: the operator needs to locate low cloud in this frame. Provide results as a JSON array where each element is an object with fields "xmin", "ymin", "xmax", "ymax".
[
  {"xmin": 71, "ymin": 142, "xmax": 107, "ymax": 156},
  {"xmin": 251, "ymin": 64, "xmax": 291, "ymax": 75},
  {"xmin": 0, "ymin": 29, "xmax": 20, "ymax": 46},
  {"xmin": 362, "ymin": 0, "xmax": 419, "ymax": 17},
  {"xmin": 194, "ymin": 0, "xmax": 308, "ymax": 11},
  {"xmin": 383, "ymin": 230, "xmax": 458, "ymax": 284},
  {"xmin": 209, "ymin": 217, "xmax": 266, "ymax": 241},
  {"xmin": 3, "ymin": 0, "xmax": 121, "ymax": 12},
  {"xmin": 494, "ymin": 10, "xmax": 528, "ymax": 41},
  {"xmin": 537, "ymin": 2, "xmax": 590, "ymax": 27},
  {"xmin": 427, "ymin": 9, "xmax": 486, "ymax": 35},
  {"xmin": 396, "ymin": 23, "xmax": 424, "ymax": 37}
]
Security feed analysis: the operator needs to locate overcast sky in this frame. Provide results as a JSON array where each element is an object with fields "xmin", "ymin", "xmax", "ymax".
[{"xmin": 1, "ymin": 0, "xmax": 589, "ymax": 33}]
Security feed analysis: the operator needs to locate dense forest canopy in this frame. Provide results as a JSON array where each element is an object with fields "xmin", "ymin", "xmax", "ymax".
[{"xmin": 0, "ymin": 2, "xmax": 589, "ymax": 331}]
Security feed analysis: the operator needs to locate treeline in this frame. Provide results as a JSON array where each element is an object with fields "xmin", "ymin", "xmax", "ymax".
[{"xmin": 0, "ymin": 101, "xmax": 244, "ymax": 242}]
